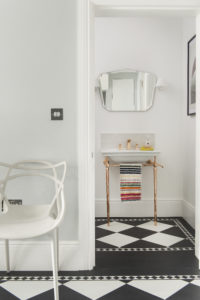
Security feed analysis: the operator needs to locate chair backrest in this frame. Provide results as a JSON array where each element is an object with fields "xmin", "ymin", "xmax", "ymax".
[{"xmin": 0, "ymin": 160, "xmax": 67, "ymax": 222}]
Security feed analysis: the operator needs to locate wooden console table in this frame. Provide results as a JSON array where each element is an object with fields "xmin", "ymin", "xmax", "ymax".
[{"xmin": 103, "ymin": 156, "xmax": 164, "ymax": 226}]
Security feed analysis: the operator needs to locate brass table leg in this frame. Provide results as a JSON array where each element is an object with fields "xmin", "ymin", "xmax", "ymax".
[
  {"xmin": 104, "ymin": 157, "xmax": 110, "ymax": 225},
  {"xmin": 153, "ymin": 156, "xmax": 158, "ymax": 225}
]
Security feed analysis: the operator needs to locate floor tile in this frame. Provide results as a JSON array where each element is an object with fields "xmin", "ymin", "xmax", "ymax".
[
  {"xmin": 142, "ymin": 232, "xmax": 184, "ymax": 247},
  {"xmin": 161, "ymin": 227, "xmax": 187, "ymax": 238},
  {"xmin": 118, "ymin": 220, "xmax": 149, "ymax": 226},
  {"xmin": 96, "ymin": 228, "xmax": 113, "ymax": 239},
  {"xmin": 167, "ymin": 283, "xmax": 200, "ymax": 300},
  {"xmin": 128, "ymin": 280, "xmax": 188, "ymax": 299},
  {"xmin": 176, "ymin": 218, "xmax": 195, "ymax": 236},
  {"xmin": 64, "ymin": 280, "xmax": 125, "ymax": 300},
  {"xmin": 97, "ymin": 233, "xmax": 138, "ymax": 248},
  {"xmin": 0, "ymin": 287, "xmax": 19, "ymax": 300},
  {"xmin": 98, "ymin": 284, "xmax": 161, "ymax": 300},
  {"xmin": 191, "ymin": 279, "xmax": 200, "ymax": 287},
  {"xmin": 172, "ymin": 239, "xmax": 194, "ymax": 248},
  {"xmin": 157, "ymin": 220, "xmax": 176, "ymax": 226},
  {"xmin": 96, "ymin": 240, "xmax": 118, "ymax": 249},
  {"xmin": 120, "ymin": 227, "xmax": 156, "ymax": 239},
  {"xmin": 96, "ymin": 251, "xmax": 200, "ymax": 275},
  {"xmin": 137, "ymin": 221, "xmax": 173, "ymax": 232},
  {"xmin": 0, "ymin": 281, "xmax": 56, "ymax": 300},
  {"xmin": 29, "ymin": 285, "xmax": 90, "ymax": 300},
  {"xmin": 121, "ymin": 239, "xmax": 166, "ymax": 248},
  {"xmin": 98, "ymin": 222, "xmax": 133, "ymax": 233},
  {"xmin": 96, "ymin": 219, "xmax": 110, "ymax": 226}
]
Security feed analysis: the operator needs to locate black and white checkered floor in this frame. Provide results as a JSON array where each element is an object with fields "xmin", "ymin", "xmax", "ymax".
[{"xmin": 1, "ymin": 217, "xmax": 200, "ymax": 299}]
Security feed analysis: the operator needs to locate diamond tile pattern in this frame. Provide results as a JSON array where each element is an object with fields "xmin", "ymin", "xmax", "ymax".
[
  {"xmin": 98, "ymin": 221, "xmax": 133, "ymax": 233},
  {"xmin": 128, "ymin": 279, "xmax": 188, "ymax": 299},
  {"xmin": 97, "ymin": 233, "xmax": 139, "ymax": 247},
  {"xmin": 64, "ymin": 280, "xmax": 125, "ymax": 300},
  {"xmin": 96, "ymin": 219, "xmax": 190, "ymax": 249},
  {"xmin": 0, "ymin": 281, "xmax": 57, "ymax": 300},
  {"xmin": 142, "ymin": 232, "xmax": 184, "ymax": 247},
  {"xmin": 137, "ymin": 221, "xmax": 173, "ymax": 232},
  {"xmin": 0, "ymin": 280, "xmax": 200, "ymax": 300},
  {"xmin": 0, "ymin": 217, "xmax": 197, "ymax": 300}
]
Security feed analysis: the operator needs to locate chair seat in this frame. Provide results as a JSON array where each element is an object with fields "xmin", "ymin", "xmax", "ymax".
[{"xmin": 0, "ymin": 205, "xmax": 56, "ymax": 239}]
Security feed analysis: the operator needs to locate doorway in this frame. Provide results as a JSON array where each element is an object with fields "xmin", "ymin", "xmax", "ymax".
[{"xmin": 78, "ymin": 0, "xmax": 200, "ymax": 271}]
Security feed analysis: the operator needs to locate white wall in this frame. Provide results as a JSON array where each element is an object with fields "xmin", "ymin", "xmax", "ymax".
[
  {"xmin": 95, "ymin": 17, "xmax": 184, "ymax": 217},
  {"xmin": 0, "ymin": 0, "xmax": 78, "ymax": 241},
  {"xmin": 0, "ymin": 0, "xmax": 80, "ymax": 270},
  {"xmin": 182, "ymin": 18, "xmax": 196, "ymax": 228}
]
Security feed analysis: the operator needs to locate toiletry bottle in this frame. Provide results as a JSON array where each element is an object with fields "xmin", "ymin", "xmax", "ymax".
[{"xmin": 145, "ymin": 137, "xmax": 151, "ymax": 147}]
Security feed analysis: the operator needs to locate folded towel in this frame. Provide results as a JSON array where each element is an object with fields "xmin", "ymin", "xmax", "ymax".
[{"xmin": 120, "ymin": 164, "xmax": 142, "ymax": 201}]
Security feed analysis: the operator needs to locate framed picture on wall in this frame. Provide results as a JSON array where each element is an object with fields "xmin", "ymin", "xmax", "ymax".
[{"xmin": 187, "ymin": 35, "xmax": 196, "ymax": 116}]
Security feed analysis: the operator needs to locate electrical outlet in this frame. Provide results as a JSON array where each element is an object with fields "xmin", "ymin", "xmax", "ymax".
[
  {"xmin": 8, "ymin": 199, "xmax": 22, "ymax": 205},
  {"xmin": 51, "ymin": 108, "xmax": 63, "ymax": 120}
]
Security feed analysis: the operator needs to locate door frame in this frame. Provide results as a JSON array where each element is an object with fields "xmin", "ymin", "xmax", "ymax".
[{"xmin": 77, "ymin": 0, "xmax": 200, "ymax": 270}]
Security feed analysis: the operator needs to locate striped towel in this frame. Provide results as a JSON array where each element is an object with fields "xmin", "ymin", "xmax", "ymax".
[{"xmin": 120, "ymin": 164, "xmax": 142, "ymax": 201}]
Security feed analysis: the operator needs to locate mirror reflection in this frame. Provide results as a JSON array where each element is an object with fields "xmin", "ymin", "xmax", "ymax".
[{"xmin": 98, "ymin": 70, "xmax": 157, "ymax": 112}]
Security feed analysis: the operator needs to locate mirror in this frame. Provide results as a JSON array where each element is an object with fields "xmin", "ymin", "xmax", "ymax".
[{"xmin": 98, "ymin": 70, "xmax": 157, "ymax": 112}]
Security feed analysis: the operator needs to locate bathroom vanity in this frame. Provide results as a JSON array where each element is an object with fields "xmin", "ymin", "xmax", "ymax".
[{"xmin": 101, "ymin": 136, "xmax": 163, "ymax": 226}]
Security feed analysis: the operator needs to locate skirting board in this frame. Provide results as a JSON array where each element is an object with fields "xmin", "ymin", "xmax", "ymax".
[
  {"xmin": 95, "ymin": 199, "xmax": 182, "ymax": 218},
  {"xmin": 182, "ymin": 200, "xmax": 195, "ymax": 229},
  {"xmin": 0, "ymin": 241, "xmax": 85, "ymax": 271}
]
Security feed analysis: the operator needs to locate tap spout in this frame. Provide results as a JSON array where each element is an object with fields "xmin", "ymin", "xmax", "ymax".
[{"xmin": 127, "ymin": 139, "xmax": 131, "ymax": 150}]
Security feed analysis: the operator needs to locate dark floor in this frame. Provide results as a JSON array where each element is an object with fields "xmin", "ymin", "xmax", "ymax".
[{"xmin": 0, "ymin": 217, "xmax": 200, "ymax": 299}]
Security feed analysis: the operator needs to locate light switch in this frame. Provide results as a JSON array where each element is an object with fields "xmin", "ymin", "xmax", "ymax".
[{"xmin": 51, "ymin": 108, "xmax": 63, "ymax": 120}]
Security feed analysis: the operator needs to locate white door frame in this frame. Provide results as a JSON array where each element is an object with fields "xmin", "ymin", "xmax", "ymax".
[{"xmin": 78, "ymin": 0, "xmax": 200, "ymax": 270}]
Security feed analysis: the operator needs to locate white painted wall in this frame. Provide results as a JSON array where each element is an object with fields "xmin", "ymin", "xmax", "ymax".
[
  {"xmin": 182, "ymin": 18, "xmax": 196, "ymax": 228},
  {"xmin": 0, "ymin": 0, "xmax": 78, "ymax": 241},
  {"xmin": 95, "ymin": 17, "xmax": 184, "ymax": 217},
  {"xmin": 0, "ymin": 0, "xmax": 81, "ymax": 270}
]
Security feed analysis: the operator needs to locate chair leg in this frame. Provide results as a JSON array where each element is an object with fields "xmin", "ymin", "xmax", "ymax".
[
  {"xmin": 5, "ymin": 239, "xmax": 10, "ymax": 273},
  {"xmin": 55, "ymin": 228, "xmax": 59, "ymax": 270},
  {"xmin": 51, "ymin": 229, "xmax": 59, "ymax": 300}
]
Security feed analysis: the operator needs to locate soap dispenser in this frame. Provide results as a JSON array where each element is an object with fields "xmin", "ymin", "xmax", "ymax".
[
  {"xmin": 145, "ymin": 137, "xmax": 151, "ymax": 147},
  {"xmin": 140, "ymin": 136, "xmax": 154, "ymax": 151}
]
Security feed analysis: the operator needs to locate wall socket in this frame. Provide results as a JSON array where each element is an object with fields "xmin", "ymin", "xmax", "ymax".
[
  {"xmin": 8, "ymin": 199, "xmax": 22, "ymax": 205},
  {"xmin": 51, "ymin": 108, "xmax": 63, "ymax": 120}
]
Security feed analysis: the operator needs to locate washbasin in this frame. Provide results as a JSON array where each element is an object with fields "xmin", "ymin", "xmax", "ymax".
[{"xmin": 102, "ymin": 149, "xmax": 160, "ymax": 162}]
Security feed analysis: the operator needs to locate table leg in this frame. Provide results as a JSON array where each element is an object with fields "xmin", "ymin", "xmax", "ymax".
[
  {"xmin": 153, "ymin": 156, "xmax": 158, "ymax": 225},
  {"xmin": 104, "ymin": 157, "xmax": 110, "ymax": 225}
]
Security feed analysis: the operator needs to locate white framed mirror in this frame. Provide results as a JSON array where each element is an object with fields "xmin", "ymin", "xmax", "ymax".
[{"xmin": 98, "ymin": 69, "xmax": 157, "ymax": 112}]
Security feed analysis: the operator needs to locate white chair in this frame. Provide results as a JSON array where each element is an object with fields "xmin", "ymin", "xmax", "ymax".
[{"xmin": 0, "ymin": 160, "xmax": 67, "ymax": 300}]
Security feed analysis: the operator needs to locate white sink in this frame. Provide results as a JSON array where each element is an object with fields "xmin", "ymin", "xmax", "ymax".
[{"xmin": 102, "ymin": 149, "xmax": 160, "ymax": 162}]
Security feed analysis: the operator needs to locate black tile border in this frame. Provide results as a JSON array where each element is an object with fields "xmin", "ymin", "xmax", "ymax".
[
  {"xmin": 96, "ymin": 217, "xmax": 172, "ymax": 223},
  {"xmin": 1, "ymin": 274, "xmax": 200, "ymax": 281},
  {"xmin": 96, "ymin": 247, "xmax": 194, "ymax": 252},
  {"xmin": 178, "ymin": 218, "xmax": 195, "ymax": 235},
  {"xmin": 174, "ymin": 219, "xmax": 195, "ymax": 245}
]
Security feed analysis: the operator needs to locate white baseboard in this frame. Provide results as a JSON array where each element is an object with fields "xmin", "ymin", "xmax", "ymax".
[
  {"xmin": 96, "ymin": 199, "xmax": 182, "ymax": 217},
  {"xmin": 0, "ymin": 240, "xmax": 86, "ymax": 271},
  {"xmin": 182, "ymin": 200, "xmax": 195, "ymax": 229}
]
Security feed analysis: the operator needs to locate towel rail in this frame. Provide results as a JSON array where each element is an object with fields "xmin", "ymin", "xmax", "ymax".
[{"xmin": 103, "ymin": 156, "xmax": 164, "ymax": 226}]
